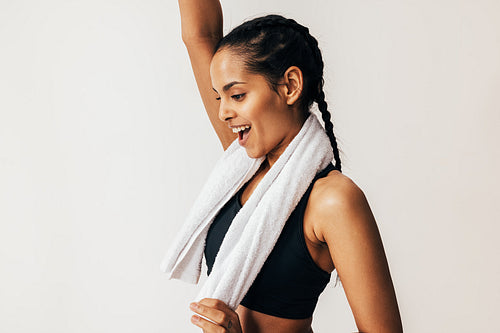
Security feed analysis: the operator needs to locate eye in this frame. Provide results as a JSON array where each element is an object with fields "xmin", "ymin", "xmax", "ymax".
[
  {"xmin": 215, "ymin": 97, "xmax": 221, "ymax": 100},
  {"xmin": 232, "ymin": 93, "xmax": 245, "ymax": 101}
]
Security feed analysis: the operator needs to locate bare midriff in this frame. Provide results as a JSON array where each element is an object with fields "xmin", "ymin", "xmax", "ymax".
[{"xmin": 236, "ymin": 304, "xmax": 314, "ymax": 333}]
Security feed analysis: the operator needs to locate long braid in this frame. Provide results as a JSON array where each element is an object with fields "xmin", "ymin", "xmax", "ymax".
[
  {"xmin": 316, "ymin": 89, "xmax": 342, "ymax": 172},
  {"xmin": 289, "ymin": 21, "xmax": 343, "ymax": 172}
]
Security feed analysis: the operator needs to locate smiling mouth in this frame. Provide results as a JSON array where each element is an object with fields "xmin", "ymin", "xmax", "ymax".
[{"xmin": 239, "ymin": 127, "xmax": 251, "ymax": 143}]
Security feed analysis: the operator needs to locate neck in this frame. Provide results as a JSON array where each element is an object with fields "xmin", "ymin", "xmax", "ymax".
[{"xmin": 265, "ymin": 112, "xmax": 308, "ymax": 168}]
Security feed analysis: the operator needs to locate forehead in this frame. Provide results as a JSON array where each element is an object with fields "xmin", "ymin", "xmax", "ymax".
[{"xmin": 210, "ymin": 49, "xmax": 252, "ymax": 89}]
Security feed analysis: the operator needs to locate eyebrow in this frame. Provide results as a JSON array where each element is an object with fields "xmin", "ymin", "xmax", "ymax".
[{"xmin": 212, "ymin": 81, "xmax": 247, "ymax": 94}]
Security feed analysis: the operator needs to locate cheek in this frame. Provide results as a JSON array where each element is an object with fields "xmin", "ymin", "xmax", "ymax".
[
  {"xmin": 250, "ymin": 95, "xmax": 281, "ymax": 123},
  {"xmin": 245, "ymin": 93, "xmax": 286, "ymax": 143}
]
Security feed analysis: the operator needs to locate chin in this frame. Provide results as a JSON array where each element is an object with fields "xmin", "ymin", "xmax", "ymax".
[
  {"xmin": 245, "ymin": 151, "xmax": 258, "ymax": 159},
  {"xmin": 245, "ymin": 148, "xmax": 264, "ymax": 160}
]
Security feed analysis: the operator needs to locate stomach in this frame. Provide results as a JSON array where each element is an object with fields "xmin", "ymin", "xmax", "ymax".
[{"xmin": 236, "ymin": 304, "xmax": 314, "ymax": 333}]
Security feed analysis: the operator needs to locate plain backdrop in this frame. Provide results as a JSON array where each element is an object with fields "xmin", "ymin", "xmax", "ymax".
[{"xmin": 1, "ymin": 0, "xmax": 499, "ymax": 332}]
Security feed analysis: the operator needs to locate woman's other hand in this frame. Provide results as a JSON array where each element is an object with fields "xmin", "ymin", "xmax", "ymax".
[{"xmin": 189, "ymin": 298, "xmax": 243, "ymax": 332}]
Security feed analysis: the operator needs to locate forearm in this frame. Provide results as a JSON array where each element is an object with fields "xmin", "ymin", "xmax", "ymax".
[{"xmin": 178, "ymin": 0, "xmax": 223, "ymax": 42}]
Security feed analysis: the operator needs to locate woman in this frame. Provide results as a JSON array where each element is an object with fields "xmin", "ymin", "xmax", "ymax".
[{"xmin": 178, "ymin": 1, "xmax": 403, "ymax": 332}]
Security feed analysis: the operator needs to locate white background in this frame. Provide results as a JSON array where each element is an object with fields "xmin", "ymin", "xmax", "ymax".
[{"xmin": 1, "ymin": 0, "xmax": 499, "ymax": 332}]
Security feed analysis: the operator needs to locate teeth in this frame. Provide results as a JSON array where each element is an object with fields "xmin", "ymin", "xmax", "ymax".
[{"xmin": 232, "ymin": 125, "xmax": 251, "ymax": 133}]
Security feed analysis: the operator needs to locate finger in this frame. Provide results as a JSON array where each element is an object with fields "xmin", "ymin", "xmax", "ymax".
[
  {"xmin": 198, "ymin": 298, "xmax": 230, "ymax": 311},
  {"xmin": 191, "ymin": 314, "xmax": 226, "ymax": 333},
  {"xmin": 190, "ymin": 301, "xmax": 230, "ymax": 328},
  {"xmin": 198, "ymin": 298, "xmax": 236, "ymax": 317}
]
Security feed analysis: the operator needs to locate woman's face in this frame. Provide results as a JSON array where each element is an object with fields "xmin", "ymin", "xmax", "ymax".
[{"xmin": 210, "ymin": 48, "xmax": 305, "ymax": 161}]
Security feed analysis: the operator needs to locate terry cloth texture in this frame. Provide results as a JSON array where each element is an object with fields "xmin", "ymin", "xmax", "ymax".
[{"xmin": 160, "ymin": 112, "xmax": 334, "ymax": 311}]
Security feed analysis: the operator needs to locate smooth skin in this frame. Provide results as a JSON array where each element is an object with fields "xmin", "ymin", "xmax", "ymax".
[{"xmin": 178, "ymin": 1, "xmax": 403, "ymax": 332}]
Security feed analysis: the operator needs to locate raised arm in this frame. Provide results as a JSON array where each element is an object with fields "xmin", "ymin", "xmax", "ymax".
[{"xmin": 178, "ymin": 0, "xmax": 237, "ymax": 150}]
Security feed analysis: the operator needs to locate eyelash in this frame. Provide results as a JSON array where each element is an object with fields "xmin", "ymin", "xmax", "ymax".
[{"xmin": 215, "ymin": 94, "xmax": 245, "ymax": 101}]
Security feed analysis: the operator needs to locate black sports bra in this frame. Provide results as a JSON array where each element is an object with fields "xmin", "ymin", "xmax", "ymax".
[{"xmin": 204, "ymin": 163, "xmax": 336, "ymax": 319}]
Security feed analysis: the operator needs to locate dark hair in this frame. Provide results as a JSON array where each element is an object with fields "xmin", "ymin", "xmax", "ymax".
[{"xmin": 215, "ymin": 14, "xmax": 342, "ymax": 172}]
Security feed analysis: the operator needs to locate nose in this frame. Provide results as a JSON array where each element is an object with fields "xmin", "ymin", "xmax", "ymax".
[{"xmin": 218, "ymin": 99, "xmax": 236, "ymax": 122}]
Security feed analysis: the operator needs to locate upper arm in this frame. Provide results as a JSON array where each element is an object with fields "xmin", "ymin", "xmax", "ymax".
[
  {"xmin": 313, "ymin": 176, "xmax": 403, "ymax": 333},
  {"xmin": 182, "ymin": 38, "xmax": 238, "ymax": 150}
]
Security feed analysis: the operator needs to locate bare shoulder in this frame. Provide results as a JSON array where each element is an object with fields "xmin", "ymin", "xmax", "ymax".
[
  {"xmin": 308, "ymin": 170, "xmax": 403, "ymax": 332},
  {"xmin": 310, "ymin": 169, "xmax": 364, "ymax": 208},
  {"xmin": 308, "ymin": 169, "xmax": 373, "ymax": 243}
]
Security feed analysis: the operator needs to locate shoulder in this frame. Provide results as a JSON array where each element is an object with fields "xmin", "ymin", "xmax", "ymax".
[
  {"xmin": 308, "ymin": 169, "xmax": 373, "ymax": 243},
  {"xmin": 308, "ymin": 171, "xmax": 403, "ymax": 332},
  {"xmin": 311, "ymin": 169, "xmax": 363, "ymax": 207}
]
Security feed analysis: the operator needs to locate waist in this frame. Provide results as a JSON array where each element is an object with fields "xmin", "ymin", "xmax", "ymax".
[{"xmin": 236, "ymin": 304, "xmax": 313, "ymax": 333}]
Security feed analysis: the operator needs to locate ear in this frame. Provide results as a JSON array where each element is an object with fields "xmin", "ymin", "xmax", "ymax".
[{"xmin": 279, "ymin": 66, "xmax": 304, "ymax": 106}]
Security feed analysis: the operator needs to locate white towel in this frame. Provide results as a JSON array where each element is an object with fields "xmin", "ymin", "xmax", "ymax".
[{"xmin": 160, "ymin": 112, "xmax": 334, "ymax": 311}]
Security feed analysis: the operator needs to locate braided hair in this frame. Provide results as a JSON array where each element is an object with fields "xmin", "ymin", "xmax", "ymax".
[{"xmin": 215, "ymin": 14, "xmax": 342, "ymax": 172}]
